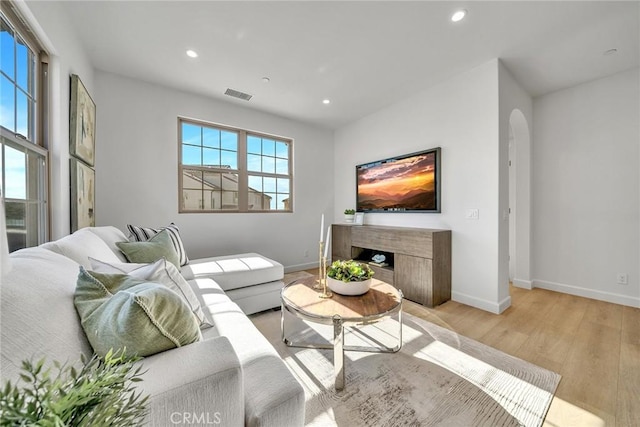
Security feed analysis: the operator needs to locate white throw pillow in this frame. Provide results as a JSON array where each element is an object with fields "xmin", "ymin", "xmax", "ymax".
[
  {"xmin": 86, "ymin": 226, "xmax": 130, "ymax": 263},
  {"xmin": 51, "ymin": 228, "xmax": 122, "ymax": 268},
  {"xmin": 89, "ymin": 257, "xmax": 213, "ymax": 329}
]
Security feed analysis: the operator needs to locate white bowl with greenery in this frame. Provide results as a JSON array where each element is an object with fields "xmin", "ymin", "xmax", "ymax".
[{"xmin": 326, "ymin": 259, "xmax": 374, "ymax": 295}]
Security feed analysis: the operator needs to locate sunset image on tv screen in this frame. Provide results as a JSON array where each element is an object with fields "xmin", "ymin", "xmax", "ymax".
[{"xmin": 357, "ymin": 152, "xmax": 436, "ymax": 211}]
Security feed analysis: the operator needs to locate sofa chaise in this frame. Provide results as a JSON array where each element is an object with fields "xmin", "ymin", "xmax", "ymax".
[{"xmin": 0, "ymin": 226, "xmax": 305, "ymax": 426}]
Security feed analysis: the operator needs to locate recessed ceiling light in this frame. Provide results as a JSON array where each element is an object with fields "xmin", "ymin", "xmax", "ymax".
[
  {"xmin": 262, "ymin": 77, "xmax": 271, "ymax": 83},
  {"xmin": 322, "ymin": 99, "xmax": 331, "ymax": 105},
  {"xmin": 603, "ymin": 48, "xmax": 618, "ymax": 56},
  {"xmin": 186, "ymin": 49, "xmax": 198, "ymax": 58},
  {"xmin": 451, "ymin": 9, "xmax": 467, "ymax": 22}
]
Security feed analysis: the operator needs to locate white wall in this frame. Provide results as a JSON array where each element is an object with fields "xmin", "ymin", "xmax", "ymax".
[
  {"xmin": 498, "ymin": 62, "xmax": 533, "ymax": 297},
  {"xmin": 334, "ymin": 59, "xmax": 506, "ymax": 313},
  {"xmin": 93, "ymin": 71, "xmax": 334, "ymax": 271},
  {"xmin": 532, "ymin": 68, "xmax": 640, "ymax": 307},
  {"xmin": 21, "ymin": 0, "xmax": 95, "ymax": 239}
]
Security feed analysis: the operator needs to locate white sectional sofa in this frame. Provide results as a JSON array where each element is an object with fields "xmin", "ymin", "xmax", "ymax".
[
  {"xmin": 181, "ymin": 253, "xmax": 285, "ymax": 315},
  {"xmin": 0, "ymin": 226, "xmax": 305, "ymax": 427}
]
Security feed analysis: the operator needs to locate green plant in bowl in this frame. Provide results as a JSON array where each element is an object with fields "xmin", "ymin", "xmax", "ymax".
[
  {"xmin": 343, "ymin": 209, "xmax": 356, "ymax": 215},
  {"xmin": 327, "ymin": 259, "xmax": 374, "ymax": 282}
]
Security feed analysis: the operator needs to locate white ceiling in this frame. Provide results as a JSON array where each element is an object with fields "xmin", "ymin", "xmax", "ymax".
[{"xmin": 59, "ymin": 1, "xmax": 639, "ymax": 129}]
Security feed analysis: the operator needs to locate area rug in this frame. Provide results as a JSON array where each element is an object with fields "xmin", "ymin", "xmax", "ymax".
[{"xmin": 251, "ymin": 308, "xmax": 561, "ymax": 427}]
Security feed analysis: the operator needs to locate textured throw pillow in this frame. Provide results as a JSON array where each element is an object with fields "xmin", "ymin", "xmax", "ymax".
[
  {"xmin": 116, "ymin": 229, "xmax": 180, "ymax": 268},
  {"xmin": 89, "ymin": 257, "xmax": 213, "ymax": 329},
  {"xmin": 127, "ymin": 223, "xmax": 189, "ymax": 266},
  {"xmin": 74, "ymin": 267, "xmax": 202, "ymax": 358}
]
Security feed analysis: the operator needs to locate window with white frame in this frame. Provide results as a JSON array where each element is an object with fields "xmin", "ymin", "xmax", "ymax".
[
  {"xmin": 1, "ymin": 4, "xmax": 49, "ymax": 252},
  {"xmin": 179, "ymin": 118, "xmax": 292, "ymax": 213}
]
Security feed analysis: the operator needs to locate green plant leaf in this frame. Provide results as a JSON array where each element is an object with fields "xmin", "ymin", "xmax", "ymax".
[
  {"xmin": 0, "ymin": 351, "xmax": 149, "ymax": 426},
  {"xmin": 327, "ymin": 259, "xmax": 374, "ymax": 282}
]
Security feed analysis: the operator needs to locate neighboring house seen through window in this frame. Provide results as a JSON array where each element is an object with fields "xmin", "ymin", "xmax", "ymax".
[
  {"xmin": 0, "ymin": 5, "xmax": 49, "ymax": 252},
  {"xmin": 179, "ymin": 118, "xmax": 292, "ymax": 212}
]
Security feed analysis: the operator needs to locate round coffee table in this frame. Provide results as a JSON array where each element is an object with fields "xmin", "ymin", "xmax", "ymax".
[{"xmin": 281, "ymin": 276, "xmax": 403, "ymax": 390}]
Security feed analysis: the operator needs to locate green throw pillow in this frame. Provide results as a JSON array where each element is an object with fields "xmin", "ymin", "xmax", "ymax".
[
  {"xmin": 88, "ymin": 257, "xmax": 214, "ymax": 330},
  {"xmin": 74, "ymin": 266, "xmax": 202, "ymax": 358},
  {"xmin": 116, "ymin": 229, "xmax": 180, "ymax": 268}
]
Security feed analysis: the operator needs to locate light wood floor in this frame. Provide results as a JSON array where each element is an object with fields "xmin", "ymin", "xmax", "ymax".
[
  {"xmin": 402, "ymin": 285, "xmax": 640, "ymax": 427},
  {"xmin": 297, "ymin": 270, "xmax": 639, "ymax": 426}
]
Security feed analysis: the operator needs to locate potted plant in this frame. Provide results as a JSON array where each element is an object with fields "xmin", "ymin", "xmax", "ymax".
[
  {"xmin": 0, "ymin": 349, "xmax": 149, "ymax": 426},
  {"xmin": 326, "ymin": 259, "xmax": 374, "ymax": 295},
  {"xmin": 344, "ymin": 209, "xmax": 356, "ymax": 223}
]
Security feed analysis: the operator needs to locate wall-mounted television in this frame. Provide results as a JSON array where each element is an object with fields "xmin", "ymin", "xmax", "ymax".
[{"xmin": 356, "ymin": 147, "xmax": 441, "ymax": 213}]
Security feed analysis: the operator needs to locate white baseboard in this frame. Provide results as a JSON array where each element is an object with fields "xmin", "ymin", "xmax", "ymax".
[
  {"xmin": 533, "ymin": 279, "xmax": 640, "ymax": 308},
  {"xmin": 284, "ymin": 262, "xmax": 317, "ymax": 273},
  {"xmin": 498, "ymin": 295, "xmax": 512, "ymax": 313},
  {"xmin": 452, "ymin": 291, "xmax": 512, "ymax": 314},
  {"xmin": 512, "ymin": 278, "xmax": 532, "ymax": 290}
]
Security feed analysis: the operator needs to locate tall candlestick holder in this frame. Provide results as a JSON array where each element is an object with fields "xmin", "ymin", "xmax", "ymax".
[
  {"xmin": 313, "ymin": 240, "xmax": 324, "ymax": 290},
  {"xmin": 318, "ymin": 255, "xmax": 332, "ymax": 299}
]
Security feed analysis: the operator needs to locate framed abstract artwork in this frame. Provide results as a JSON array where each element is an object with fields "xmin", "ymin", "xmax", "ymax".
[
  {"xmin": 69, "ymin": 74, "xmax": 96, "ymax": 166},
  {"xmin": 70, "ymin": 158, "xmax": 95, "ymax": 232}
]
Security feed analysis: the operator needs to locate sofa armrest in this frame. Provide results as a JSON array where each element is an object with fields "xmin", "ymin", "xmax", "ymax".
[{"xmin": 136, "ymin": 336, "xmax": 244, "ymax": 427}]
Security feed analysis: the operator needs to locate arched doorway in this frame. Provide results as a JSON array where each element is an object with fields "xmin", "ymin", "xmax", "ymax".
[
  {"xmin": 508, "ymin": 109, "xmax": 532, "ymax": 289},
  {"xmin": 509, "ymin": 124, "xmax": 516, "ymax": 281}
]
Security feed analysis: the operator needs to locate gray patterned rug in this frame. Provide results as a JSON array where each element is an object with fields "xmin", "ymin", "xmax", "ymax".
[{"xmin": 251, "ymin": 307, "xmax": 560, "ymax": 427}]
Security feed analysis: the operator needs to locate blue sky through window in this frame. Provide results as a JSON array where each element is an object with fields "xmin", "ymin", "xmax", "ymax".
[
  {"xmin": 182, "ymin": 122, "xmax": 238, "ymax": 168},
  {"xmin": 1, "ymin": 22, "xmax": 15, "ymax": 79},
  {"xmin": 262, "ymin": 139, "xmax": 275, "ymax": 156},
  {"xmin": 4, "ymin": 145, "xmax": 26, "ymax": 199},
  {"xmin": 221, "ymin": 131, "xmax": 236, "ymax": 150},
  {"xmin": 275, "ymin": 141, "xmax": 287, "ymax": 158},
  {"xmin": 1, "ymin": 22, "xmax": 34, "ymax": 136},
  {"xmin": 1, "ymin": 17, "xmax": 35, "ymax": 200},
  {"xmin": 0, "ymin": 74, "xmax": 14, "ymax": 130}
]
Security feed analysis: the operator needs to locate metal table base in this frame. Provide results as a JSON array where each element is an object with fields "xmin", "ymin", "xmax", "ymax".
[{"xmin": 281, "ymin": 303, "xmax": 403, "ymax": 391}]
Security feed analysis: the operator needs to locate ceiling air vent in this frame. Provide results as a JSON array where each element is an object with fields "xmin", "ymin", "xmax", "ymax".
[{"xmin": 224, "ymin": 88, "xmax": 252, "ymax": 101}]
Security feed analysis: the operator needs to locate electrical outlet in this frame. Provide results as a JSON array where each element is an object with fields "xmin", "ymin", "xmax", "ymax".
[
  {"xmin": 616, "ymin": 273, "xmax": 628, "ymax": 285},
  {"xmin": 465, "ymin": 209, "xmax": 479, "ymax": 220}
]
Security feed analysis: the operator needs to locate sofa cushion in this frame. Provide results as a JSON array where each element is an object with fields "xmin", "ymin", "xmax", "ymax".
[
  {"xmin": 89, "ymin": 258, "xmax": 213, "ymax": 329},
  {"xmin": 225, "ymin": 280, "xmax": 284, "ymax": 315},
  {"xmin": 127, "ymin": 222, "xmax": 189, "ymax": 266},
  {"xmin": 203, "ymin": 299, "xmax": 305, "ymax": 427},
  {"xmin": 43, "ymin": 228, "xmax": 123, "ymax": 268},
  {"xmin": 181, "ymin": 253, "xmax": 284, "ymax": 291},
  {"xmin": 204, "ymin": 300, "xmax": 279, "ymax": 362},
  {"xmin": 1, "ymin": 247, "xmax": 93, "ymax": 384},
  {"xmin": 138, "ymin": 337, "xmax": 243, "ymax": 427},
  {"xmin": 86, "ymin": 226, "xmax": 130, "ymax": 262},
  {"xmin": 116, "ymin": 229, "xmax": 180, "ymax": 268},
  {"xmin": 74, "ymin": 267, "xmax": 202, "ymax": 358},
  {"xmin": 188, "ymin": 277, "xmax": 227, "ymax": 304}
]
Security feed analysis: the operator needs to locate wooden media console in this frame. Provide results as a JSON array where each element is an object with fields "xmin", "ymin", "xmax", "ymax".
[{"xmin": 331, "ymin": 224, "xmax": 451, "ymax": 307}]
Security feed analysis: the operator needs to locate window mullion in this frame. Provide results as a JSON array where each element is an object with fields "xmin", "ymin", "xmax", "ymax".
[
  {"xmin": 0, "ymin": 128, "xmax": 46, "ymax": 156},
  {"xmin": 177, "ymin": 118, "xmax": 183, "ymax": 211},
  {"xmin": 238, "ymin": 131, "xmax": 248, "ymax": 211},
  {"xmin": 199, "ymin": 126, "xmax": 204, "ymax": 210},
  {"xmin": 37, "ymin": 54, "xmax": 47, "ymax": 148}
]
